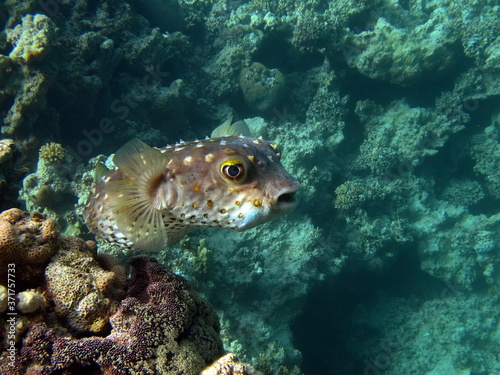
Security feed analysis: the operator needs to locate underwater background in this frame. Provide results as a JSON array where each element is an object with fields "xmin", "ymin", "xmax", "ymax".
[{"xmin": 1, "ymin": 0, "xmax": 500, "ymax": 374}]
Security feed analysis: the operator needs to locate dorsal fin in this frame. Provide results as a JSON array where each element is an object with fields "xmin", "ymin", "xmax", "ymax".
[
  {"xmin": 211, "ymin": 116, "xmax": 252, "ymax": 138},
  {"xmin": 106, "ymin": 139, "xmax": 170, "ymax": 251}
]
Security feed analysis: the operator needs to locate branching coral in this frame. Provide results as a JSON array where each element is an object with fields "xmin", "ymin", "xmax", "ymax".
[
  {"xmin": 39, "ymin": 142, "xmax": 67, "ymax": 163},
  {"xmin": 335, "ymin": 180, "xmax": 366, "ymax": 210}
]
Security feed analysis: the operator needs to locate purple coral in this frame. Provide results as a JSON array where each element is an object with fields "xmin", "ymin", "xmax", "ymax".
[{"xmin": 7, "ymin": 256, "xmax": 223, "ymax": 375}]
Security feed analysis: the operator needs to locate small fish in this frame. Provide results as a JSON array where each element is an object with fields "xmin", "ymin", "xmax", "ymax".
[{"xmin": 83, "ymin": 136, "xmax": 300, "ymax": 251}]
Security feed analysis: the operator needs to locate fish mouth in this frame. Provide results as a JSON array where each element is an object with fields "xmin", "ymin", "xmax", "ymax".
[{"xmin": 273, "ymin": 188, "xmax": 299, "ymax": 214}]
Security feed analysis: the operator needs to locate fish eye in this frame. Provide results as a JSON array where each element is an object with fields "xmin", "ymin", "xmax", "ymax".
[{"xmin": 220, "ymin": 159, "xmax": 247, "ymax": 181}]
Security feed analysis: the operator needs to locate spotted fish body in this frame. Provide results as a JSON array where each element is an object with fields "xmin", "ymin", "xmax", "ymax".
[{"xmin": 83, "ymin": 136, "xmax": 300, "ymax": 251}]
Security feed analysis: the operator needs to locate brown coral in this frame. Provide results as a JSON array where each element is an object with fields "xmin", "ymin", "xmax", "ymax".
[
  {"xmin": 45, "ymin": 237, "xmax": 126, "ymax": 334},
  {"xmin": 202, "ymin": 353, "xmax": 263, "ymax": 375},
  {"xmin": 240, "ymin": 62, "xmax": 286, "ymax": 112},
  {"xmin": 6, "ymin": 14, "xmax": 55, "ymax": 64},
  {"xmin": 334, "ymin": 181, "xmax": 364, "ymax": 210},
  {"xmin": 0, "ymin": 139, "xmax": 15, "ymax": 164},
  {"xmin": 0, "ymin": 208, "xmax": 58, "ymax": 287}
]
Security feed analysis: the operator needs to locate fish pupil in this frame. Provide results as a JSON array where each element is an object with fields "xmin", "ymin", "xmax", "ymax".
[
  {"xmin": 228, "ymin": 165, "xmax": 241, "ymax": 177},
  {"xmin": 223, "ymin": 164, "xmax": 244, "ymax": 180}
]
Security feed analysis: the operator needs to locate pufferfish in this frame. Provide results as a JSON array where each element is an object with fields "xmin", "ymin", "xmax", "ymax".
[{"xmin": 83, "ymin": 124, "xmax": 300, "ymax": 252}]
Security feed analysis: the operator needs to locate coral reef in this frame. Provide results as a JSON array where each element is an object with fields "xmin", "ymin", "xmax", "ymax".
[
  {"xmin": 160, "ymin": 213, "xmax": 345, "ymax": 369},
  {"xmin": 416, "ymin": 211, "xmax": 500, "ymax": 290},
  {"xmin": 470, "ymin": 120, "xmax": 500, "ymax": 199},
  {"xmin": 348, "ymin": 289, "xmax": 500, "ymax": 375},
  {"xmin": 19, "ymin": 143, "xmax": 90, "ymax": 236},
  {"xmin": 38, "ymin": 142, "xmax": 66, "ymax": 163},
  {"xmin": 16, "ymin": 290, "xmax": 46, "ymax": 314},
  {"xmin": 1, "ymin": 0, "xmax": 500, "ymax": 373},
  {"xmin": 354, "ymin": 98, "xmax": 466, "ymax": 176},
  {"xmin": 0, "ymin": 208, "xmax": 58, "ymax": 288},
  {"xmin": 264, "ymin": 59, "xmax": 347, "ymax": 215},
  {"xmin": 343, "ymin": 8, "xmax": 458, "ymax": 85},
  {"xmin": 1, "ymin": 14, "xmax": 56, "ymax": 139},
  {"xmin": 45, "ymin": 237, "xmax": 126, "ymax": 334},
  {"xmin": 6, "ymin": 14, "xmax": 55, "ymax": 64},
  {"xmin": 202, "ymin": 353, "xmax": 262, "ymax": 375},
  {"xmin": 0, "ymin": 209, "xmax": 226, "ymax": 375},
  {"xmin": 439, "ymin": 179, "xmax": 484, "ymax": 207},
  {"xmin": 47, "ymin": 256, "xmax": 223, "ymax": 374},
  {"xmin": 240, "ymin": 62, "xmax": 286, "ymax": 112}
]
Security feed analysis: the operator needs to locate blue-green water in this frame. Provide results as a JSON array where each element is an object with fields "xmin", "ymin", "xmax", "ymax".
[{"xmin": 1, "ymin": 0, "xmax": 500, "ymax": 374}]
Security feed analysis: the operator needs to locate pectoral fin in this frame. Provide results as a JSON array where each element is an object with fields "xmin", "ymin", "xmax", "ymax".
[{"xmin": 106, "ymin": 139, "xmax": 171, "ymax": 251}]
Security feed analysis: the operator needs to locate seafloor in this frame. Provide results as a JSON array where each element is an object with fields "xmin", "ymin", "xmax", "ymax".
[{"xmin": 0, "ymin": 0, "xmax": 499, "ymax": 374}]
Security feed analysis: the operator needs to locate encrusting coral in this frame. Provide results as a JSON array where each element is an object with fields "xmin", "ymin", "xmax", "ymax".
[
  {"xmin": 343, "ymin": 8, "xmax": 458, "ymax": 85},
  {"xmin": 0, "ymin": 208, "xmax": 58, "ymax": 288},
  {"xmin": 202, "ymin": 353, "xmax": 262, "ymax": 375},
  {"xmin": 45, "ymin": 237, "xmax": 126, "ymax": 334},
  {"xmin": 6, "ymin": 14, "xmax": 55, "ymax": 64},
  {"xmin": 16, "ymin": 290, "xmax": 46, "ymax": 314},
  {"xmin": 240, "ymin": 62, "xmax": 286, "ymax": 112}
]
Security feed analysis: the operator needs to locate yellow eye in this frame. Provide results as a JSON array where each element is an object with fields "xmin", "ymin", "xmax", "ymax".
[{"xmin": 221, "ymin": 159, "xmax": 247, "ymax": 181}]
